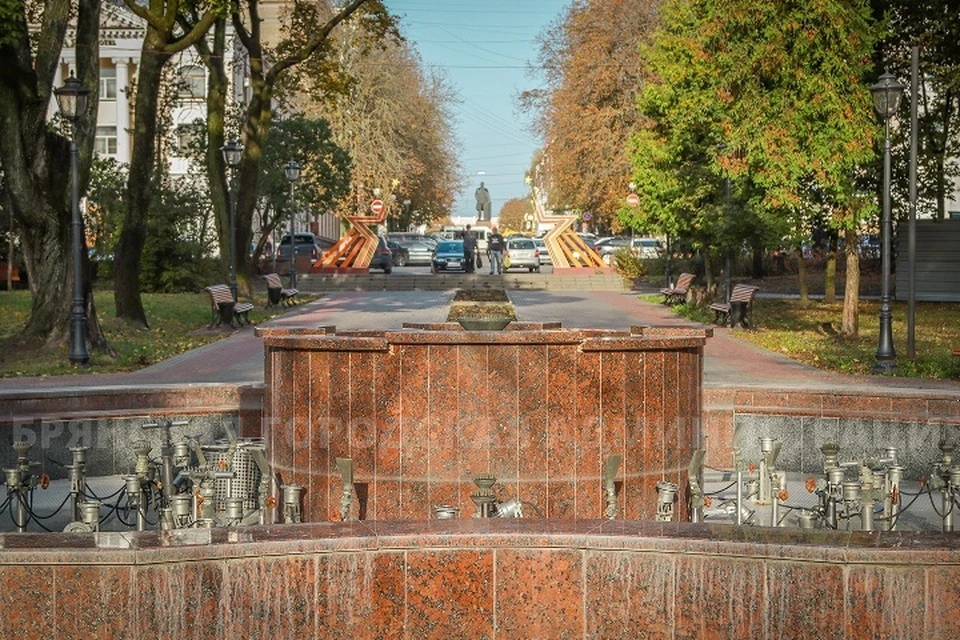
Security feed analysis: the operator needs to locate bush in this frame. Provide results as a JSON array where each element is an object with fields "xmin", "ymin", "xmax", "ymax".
[{"xmin": 613, "ymin": 247, "xmax": 646, "ymax": 283}]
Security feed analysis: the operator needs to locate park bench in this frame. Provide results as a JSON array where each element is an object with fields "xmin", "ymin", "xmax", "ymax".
[
  {"xmin": 263, "ymin": 273, "xmax": 299, "ymax": 307},
  {"xmin": 660, "ymin": 272, "xmax": 696, "ymax": 305},
  {"xmin": 205, "ymin": 284, "xmax": 254, "ymax": 328},
  {"xmin": 710, "ymin": 283, "xmax": 760, "ymax": 328}
]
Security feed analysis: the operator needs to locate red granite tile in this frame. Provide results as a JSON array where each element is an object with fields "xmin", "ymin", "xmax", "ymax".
[
  {"xmin": 673, "ymin": 555, "xmax": 764, "ymax": 639},
  {"xmin": 702, "ymin": 409, "xmax": 734, "ymax": 469},
  {"xmin": 324, "ymin": 355, "xmax": 353, "ymax": 522},
  {"xmin": 406, "ymin": 549, "xmax": 494, "ymax": 638},
  {"xmin": 547, "ymin": 343, "xmax": 577, "ymax": 518},
  {"xmin": 137, "ymin": 561, "xmax": 223, "ymax": 638},
  {"xmin": 576, "ymin": 351, "xmax": 602, "ymax": 519},
  {"xmin": 518, "ymin": 344, "xmax": 549, "ymax": 514},
  {"xmin": 927, "ymin": 564, "xmax": 960, "ymax": 638},
  {"xmin": 845, "ymin": 565, "xmax": 926, "ymax": 639},
  {"xmin": 303, "ymin": 351, "xmax": 330, "ymax": 523},
  {"xmin": 459, "ymin": 344, "xmax": 491, "ymax": 482},
  {"xmin": 429, "ymin": 343, "xmax": 459, "ymax": 506},
  {"xmin": 291, "ymin": 349, "xmax": 312, "ymax": 494},
  {"xmin": 766, "ymin": 561, "xmax": 844, "ymax": 639},
  {"xmin": 401, "ymin": 345, "xmax": 430, "ymax": 516},
  {"xmin": 54, "ymin": 565, "xmax": 135, "ymax": 638},
  {"xmin": 642, "ymin": 351, "xmax": 666, "ymax": 520},
  {"xmin": 374, "ymin": 348, "xmax": 402, "ymax": 521},
  {"xmin": 223, "ymin": 555, "xmax": 315, "ymax": 639},
  {"xmin": 585, "ymin": 550, "xmax": 674, "ymax": 639},
  {"xmin": 0, "ymin": 565, "xmax": 54, "ymax": 639},
  {"xmin": 489, "ymin": 344, "xmax": 519, "ymax": 499},
  {"xmin": 623, "ymin": 351, "xmax": 647, "ymax": 520},
  {"xmin": 269, "ymin": 350, "xmax": 295, "ymax": 501},
  {"xmin": 495, "ymin": 548, "xmax": 583, "ymax": 639},
  {"xmin": 350, "ymin": 351, "xmax": 377, "ymax": 521},
  {"xmin": 889, "ymin": 395, "xmax": 929, "ymax": 422},
  {"xmin": 599, "ymin": 351, "xmax": 626, "ymax": 519},
  {"xmin": 928, "ymin": 398, "xmax": 960, "ymax": 420},
  {"xmin": 370, "ymin": 551, "xmax": 407, "ymax": 639},
  {"xmin": 322, "ymin": 551, "xmax": 404, "ymax": 640},
  {"xmin": 822, "ymin": 393, "xmax": 891, "ymax": 417},
  {"xmin": 662, "ymin": 350, "xmax": 682, "ymax": 495}
]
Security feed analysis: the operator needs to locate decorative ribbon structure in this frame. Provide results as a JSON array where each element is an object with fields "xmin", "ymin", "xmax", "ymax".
[{"xmin": 532, "ymin": 185, "xmax": 606, "ymax": 270}]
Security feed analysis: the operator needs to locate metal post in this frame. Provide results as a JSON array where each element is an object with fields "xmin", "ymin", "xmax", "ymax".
[
  {"xmin": 665, "ymin": 232, "xmax": 672, "ymax": 288},
  {"xmin": 724, "ymin": 177, "xmax": 732, "ymax": 303},
  {"xmin": 907, "ymin": 46, "xmax": 919, "ymax": 360},
  {"xmin": 288, "ymin": 179, "xmax": 297, "ymax": 290},
  {"xmin": 873, "ymin": 114, "xmax": 897, "ymax": 372},
  {"xmin": 228, "ymin": 172, "xmax": 238, "ymax": 301},
  {"xmin": 68, "ymin": 129, "xmax": 90, "ymax": 365}
]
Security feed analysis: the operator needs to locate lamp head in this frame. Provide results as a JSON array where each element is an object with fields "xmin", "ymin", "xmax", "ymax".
[
  {"xmin": 870, "ymin": 70, "xmax": 905, "ymax": 121},
  {"xmin": 284, "ymin": 160, "xmax": 301, "ymax": 182},
  {"xmin": 55, "ymin": 74, "xmax": 89, "ymax": 121},
  {"xmin": 221, "ymin": 139, "xmax": 243, "ymax": 167}
]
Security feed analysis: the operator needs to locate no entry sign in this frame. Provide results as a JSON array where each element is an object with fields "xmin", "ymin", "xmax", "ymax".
[
  {"xmin": 626, "ymin": 193, "xmax": 640, "ymax": 207},
  {"xmin": 370, "ymin": 199, "xmax": 385, "ymax": 215}
]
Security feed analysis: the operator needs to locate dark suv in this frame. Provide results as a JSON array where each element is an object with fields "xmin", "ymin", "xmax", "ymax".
[
  {"xmin": 370, "ymin": 238, "xmax": 394, "ymax": 274},
  {"xmin": 276, "ymin": 233, "xmax": 334, "ymax": 274}
]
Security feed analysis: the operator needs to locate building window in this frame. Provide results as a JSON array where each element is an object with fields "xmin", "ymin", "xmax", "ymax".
[
  {"xmin": 178, "ymin": 65, "xmax": 206, "ymax": 99},
  {"xmin": 95, "ymin": 126, "xmax": 117, "ymax": 156},
  {"xmin": 175, "ymin": 123, "xmax": 201, "ymax": 156},
  {"xmin": 99, "ymin": 67, "xmax": 117, "ymax": 100}
]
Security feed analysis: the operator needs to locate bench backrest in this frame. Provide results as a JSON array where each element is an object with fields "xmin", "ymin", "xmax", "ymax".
[
  {"xmin": 730, "ymin": 284, "xmax": 759, "ymax": 303},
  {"xmin": 674, "ymin": 272, "xmax": 695, "ymax": 292},
  {"xmin": 205, "ymin": 284, "xmax": 233, "ymax": 306},
  {"xmin": 263, "ymin": 273, "xmax": 283, "ymax": 289}
]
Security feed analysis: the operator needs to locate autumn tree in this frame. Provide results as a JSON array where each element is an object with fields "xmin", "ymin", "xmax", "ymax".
[
  {"xmin": 521, "ymin": 0, "xmax": 661, "ymax": 232},
  {"xmin": 304, "ymin": 15, "xmax": 462, "ymax": 228},
  {"xmin": 630, "ymin": 0, "xmax": 879, "ymax": 335},
  {"xmin": 0, "ymin": 0, "xmax": 111, "ymax": 355},
  {"xmin": 498, "ymin": 197, "xmax": 535, "ymax": 234}
]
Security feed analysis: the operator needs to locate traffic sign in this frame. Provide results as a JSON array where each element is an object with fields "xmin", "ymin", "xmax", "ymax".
[
  {"xmin": 582, "ymin": 211, "xmax": 593, "ymax": 221},
  {"xmin": 626, "ymin": 193, "xmax": 640, "ymax": 207},
  {"xmin": 370, "ymin": 199, "xmax": 385, "ymax": 215}
]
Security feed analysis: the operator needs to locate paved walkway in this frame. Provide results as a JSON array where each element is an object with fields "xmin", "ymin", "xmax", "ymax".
[{"xmin": 1, "ymin": 289, "xmax": 957, "ymax": 395}]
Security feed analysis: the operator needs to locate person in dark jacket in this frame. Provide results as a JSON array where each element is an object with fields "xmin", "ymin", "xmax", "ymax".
[
  {"xmin": 487, "ymin": 226, "xmax": 506, "ymax": 275},
  {"xmin": 462, "ymin": 224, "xmax": 477, "ymax": 273}
]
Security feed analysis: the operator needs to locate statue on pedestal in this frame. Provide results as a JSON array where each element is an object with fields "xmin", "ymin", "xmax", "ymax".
[{"xmin": 475, "ymin": 181, "xmax": 491, "ymax": 221}]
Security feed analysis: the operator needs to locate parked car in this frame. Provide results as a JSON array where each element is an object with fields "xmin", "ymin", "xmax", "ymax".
[
  {"xmin": 505, "ymin": 237, "xmax": 541, "ymax": 272},
  {"xmin": 532, "ymin": 237, "xmax": 552, "ymax": 265},
  {"xmin": 387, "ymin": 240, "xmax": 409, "ymax": 267},
  {"xmin": 370, "ymin": 237, "xmax": 393, "ymax": 273},
  {"xmin": 396, "ymin": 238, "xmax": 435, "ymax": 266},
  {"xmin": 594, "ymin": 236, "xmax": 663, "ymax": 263},
  {"xmin": 276, "ymin": 232, "xmax": 335, "ymax": 274},
  {"xmin": 431, "ymin": 240, "xmax": 468, "ymax": 273}
]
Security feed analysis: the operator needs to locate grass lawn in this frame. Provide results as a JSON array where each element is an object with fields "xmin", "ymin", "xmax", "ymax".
[
  {"xmin": 648, "ymin": 294, "xmax": 960, "ymax": 379},
  {"xmin": 0, "ymin": 290, "xmax": 295, "ymax": 377}
]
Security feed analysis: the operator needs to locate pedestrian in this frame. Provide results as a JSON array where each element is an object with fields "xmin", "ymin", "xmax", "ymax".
[
  {"xmin": 462, "ymin": 224, "xmax": 477, "ymax": 273},
  {"xmin": 487, "ymin": 226, "xmax": 506, "ymax": 274}
]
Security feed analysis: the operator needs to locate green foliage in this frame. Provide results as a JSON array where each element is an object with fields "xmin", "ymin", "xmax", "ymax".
[
  {"xmin": 140, "ymin": 176, "xmax": 218, "ymax": 293},
  {"xmin": 0, "ymin": 290, "xmax": 295, "ymax": 376},
  {"xmin": 612, "ymin": 247, "xmax": 647, "ymax": 282},
  {"xmin": 628, "ymin": 0, "xmax": 881, "ymax": 258}
]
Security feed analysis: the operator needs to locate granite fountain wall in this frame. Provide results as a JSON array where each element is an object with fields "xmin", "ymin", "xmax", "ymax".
[{"xmin": 259, "ymin": 323, "xmax": 710, "ymax": 522}]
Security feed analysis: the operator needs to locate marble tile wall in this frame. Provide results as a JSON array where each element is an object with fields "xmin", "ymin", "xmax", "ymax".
[
  {"xmin": 2, "ymin": 520, "xmax": 958, "ymax": 639},
  {"xmin": 262, "ymin": 327, "xmax": 709, "ymax": 523}
]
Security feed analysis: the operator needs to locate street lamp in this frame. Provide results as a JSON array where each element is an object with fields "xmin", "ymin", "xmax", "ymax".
[
  {"xmin": 284, "ymin": 160, "xmax": 301, "ymax": 289},
  {"xmin": 870, "ymin": 70, "xmax": 905, "ymax": 374},
  {"xmin": 54, "ymin": 74, "xmax": 91, "ymax": 365},
  {"xmin": 221, "ymin": 139, "xmax": 243, "ymax": 301}
]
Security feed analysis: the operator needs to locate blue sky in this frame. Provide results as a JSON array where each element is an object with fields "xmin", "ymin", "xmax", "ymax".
[{"xmin": 384, "ymin": 1, "xmax": 567, "ymax": 223}]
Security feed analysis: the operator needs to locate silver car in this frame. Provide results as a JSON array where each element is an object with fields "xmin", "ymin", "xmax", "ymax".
[
  {"xmin": 505, "ymin": 237, "xmax": 541, "ymax": 272},
  {"xmin": 532, "ymin": 237, "xmax": 552, "ymax": 265}
]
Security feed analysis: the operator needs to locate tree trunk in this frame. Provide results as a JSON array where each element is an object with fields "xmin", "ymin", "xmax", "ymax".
[
  {"xmin": 0, "ymin": 0, "xmax": 109, "ymax": 355},
  {"xmin": 796, "ymin": 249, "xmax": 809, "ymax": 304},
  {"xmin": 841, "ymin": 228, "xmax": 860, "ymax": 337},
  {"xmin": 114, "ymin": 36, "xmax": 172, "ymax": 327},
  {"xmin": 824, "ymin": 234, "xmax": 837, "ymax": 304}
]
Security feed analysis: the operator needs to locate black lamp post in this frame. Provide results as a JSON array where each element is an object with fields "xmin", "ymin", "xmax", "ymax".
[
  {"xmin": 870, "ymin": 70, "xmax": 905, "ymax": 374},
  {"xmin": 284, "ymin": 160, "xmax": 301, "ymax": 289},
  {"xmin": 54, "ymin": 74, "xmax": 91, "ymax": 365},
  {"xmin": 221, "ymin": 139, "xmax": 243, "ymax": 301}
]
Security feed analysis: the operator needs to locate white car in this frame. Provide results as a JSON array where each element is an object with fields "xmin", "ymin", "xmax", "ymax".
[{"xmin": 505, "ymin": 237, "xmax": 541, "ymax": 272}]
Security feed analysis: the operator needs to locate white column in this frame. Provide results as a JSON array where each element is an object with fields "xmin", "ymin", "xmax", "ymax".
[
  {"xmin": 49, "ymin": 62, "xmax": 64, "ymax": 120},
  {"xmin": 113, "ymin": 58, "xmax": 131, "ymax": 164}
]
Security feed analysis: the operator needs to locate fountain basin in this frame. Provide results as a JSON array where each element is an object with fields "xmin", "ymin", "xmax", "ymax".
[
  {"xmin": 259, "ymin": 324, "xmax": 711, "ymax": 522},
  {"xmin": 3, "ymin": 520, "xmax": 958, "ymax": 638}
]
